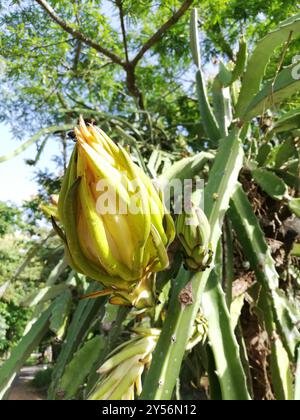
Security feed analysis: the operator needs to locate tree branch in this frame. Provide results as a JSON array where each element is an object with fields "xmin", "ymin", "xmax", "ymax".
[
  {"xmin": 116, "ymin": 0, "xmax": 129, "ymax": 63},
  {"xmin": 35, "ymin": 0, "xmax": 192, "ymax": 111},
  {"xmin": 35, "ymin": 0, "xmax": 125, "ymax": 67},
  {"xmin": 72, "ymin": 40, "xmax": 82, "ymax": 72},
  {"xmin": 131, "ymin": 0, "xmax": 193, "ymax": 66},
  {"xmin": 124, "ymin": 62, "xmax": 145, "ymax": 109}
]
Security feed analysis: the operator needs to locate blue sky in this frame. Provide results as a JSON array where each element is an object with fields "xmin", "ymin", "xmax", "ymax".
[
  {"xmin": 0, "ymin": 122, "xmax": 60, "ymax": 204},
  {"xmin": 0, "ymin": 0, "xmax": 115, "ymax": 206}
]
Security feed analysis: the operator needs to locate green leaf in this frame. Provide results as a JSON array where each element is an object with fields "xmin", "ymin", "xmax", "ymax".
[
  {"xmin": 147, "ymin": 149, "xmax": 162, "ymax": 176},
  {"xmin": 212, "ymin": 77, "xmax": 232, "ymax": 137},
  {"xmin": 50, "ymin": 290, "xmax": 72, "ymax": 340},
  {"xmin": 258, "ymin": 289, "xmax": 293, "ymax": 400},
  {"xmin": 0, "ymin": 306, "xmax": 52, "ymax": 399},
  {"xmin": 0, "ymin": 281, "xmax": 10, "ymax": 299},
  {"xmin": 202, "ymin": 271, "xmax": 250, "ymax": 400},
  {"xmin": 229, "ymin": 184, "xmax": 279, "ymax": 288},
  {"xmin": 190, "ymin": 8, "xmax": 221, "ymax": 143},
  {"xmin": 60, "ymin": 336, "xmax": 104, "ymax": 400},
  {"xmin": 273, "ymin": 290, "xmax": 300, "ymax": 359},
  {"xmin": 159, "ymin": 152, "xmax": 214, "ymax": 185},
  {"xmin": 44, "ymin": 258, "xmax": 68, "ymax": 287},
  {"xmin": 141, "ymin": 128, "xmax": 244, "ymax": 400},
  {"xmin": 21, "ymin": 284, "xmax": 69, "ymax": 307},
  {"xmin": 206, "ymin": 345, "xmax": 223, "ymax": 400},
  {"xmin": 159, "ymin": 151, "xmax": 215, "ymax": 210},
  {"xmin": 274, "ymin": 138, "xmax": 298, "ymax": 168},
  {"xmin": 114, "ymin": 125, "xmax": 149, "ymax": 176},
  {"xmin": 204, "ymin": 129, "xmax": 244, "ymax": 243},
  {"xmin": 257, "ymin": 143, "xmax": 272, "ymax": 167},
  {"xmin": 236, "ymin": 13, "xmax": 300, "ymax": 117},
  {"xmin": 216, "ymin": 38, "xmax": 247, "ymax": 89},
  {"xmin": 270, "ymin": 334, "xmax": 294, "ymax": 400},
  {"xmin": 252, "ymin": 168, "xmax": 289, "ymax": 200},
  {"xmin": 289, "ymin": 198, "xmax": 300, "ymax": 217},
  {"xmin": 291, "ymin": 243, "xmax": 300, "ymax": 257},
  {"xmin": 242, "ymin": 64, "xmax": 300, "ymax": 121},
  {"xmin": 269, "ymin": 107, "xmax": 300, "ymax": 136},
  {"xmin": 189, "ymin": 8, "xmax": 201, "ymax": 69},
  {"xmin": 2, "ymin": 232, "xmax": 55, "ymax": 299},
  {"xmin": 295, "ymin": 347, "xmax": 300, "ymax": 400},
  {"xmin": 218, "ymin": 39, "xmax": 248, "ymax": 88},
  {"xmin": 230, "ymin": 294, "xmax": 245, "ymax": 331},
  {"xmin": 274, "ymin": 169, "xmax": 300, "ymax": 190},
  {"xmin": 23, "ymin": 259, "xmax": 68, "ymax": 335},
  {"xmin": 231, "ymin": 38, "xmax": 248, "ymax": 84},
  {"xmin": 48, "ymin": 283, "xmax": 106, "ymax": 400},
  {"xmin": 196, "ymin": 69, "xmax": 221, "ymax": 143},
  {"xmin": 218, "ymin": 62, "xmax": 233, "ymax": 87},
  {"xmin": 229, "ymin": 185, "xmax": 300, "ymax": 358}
]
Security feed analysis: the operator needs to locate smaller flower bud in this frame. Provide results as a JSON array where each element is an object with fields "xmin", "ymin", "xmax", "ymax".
[{"xmin": 176, "ymin": 205, "xmax": 213, "ymax": 272}]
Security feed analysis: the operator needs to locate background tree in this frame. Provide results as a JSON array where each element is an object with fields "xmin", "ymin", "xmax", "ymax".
[{"xmin": 1, "ymin": 0, "xmax": 300, "ymax": 166}]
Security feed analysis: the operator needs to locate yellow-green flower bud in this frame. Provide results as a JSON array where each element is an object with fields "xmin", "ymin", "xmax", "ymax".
[
  {"xmin": 89, "ymin": 328, "xmax": 159, "ymax": 400},
  {"xmin": 57, "ymin": 117, "xmax": 174, "ymax": 307},
  {"xmin": 176, "ymin": 205, "xmax": 213, "ymax": 272}
]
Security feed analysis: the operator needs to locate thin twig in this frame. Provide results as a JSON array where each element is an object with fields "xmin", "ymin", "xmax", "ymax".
[
  {"xmin": 131, "ymin": 0, "xmax": 193, "ymax": 66},
  {"xmin": 0, "ymin": 38, "xmax": 75, "ymax": 58},
  {"xmin": 65, "ymin": 93, "xmax": 95, "ymax": 110},
  {"xmin": 35, "ymin": 0, "xmax": 125, "ymax": 67},
  {"xmin": 116, "ymin": 0, "xmax": 129, "ymax": 63},
  {"xmin": 72, "ymin": 40, "xmax": 82, "ymax": 71},
  {"xmin": 35, "ymin": 0, "xmax": 193, "ymax": 109}
]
